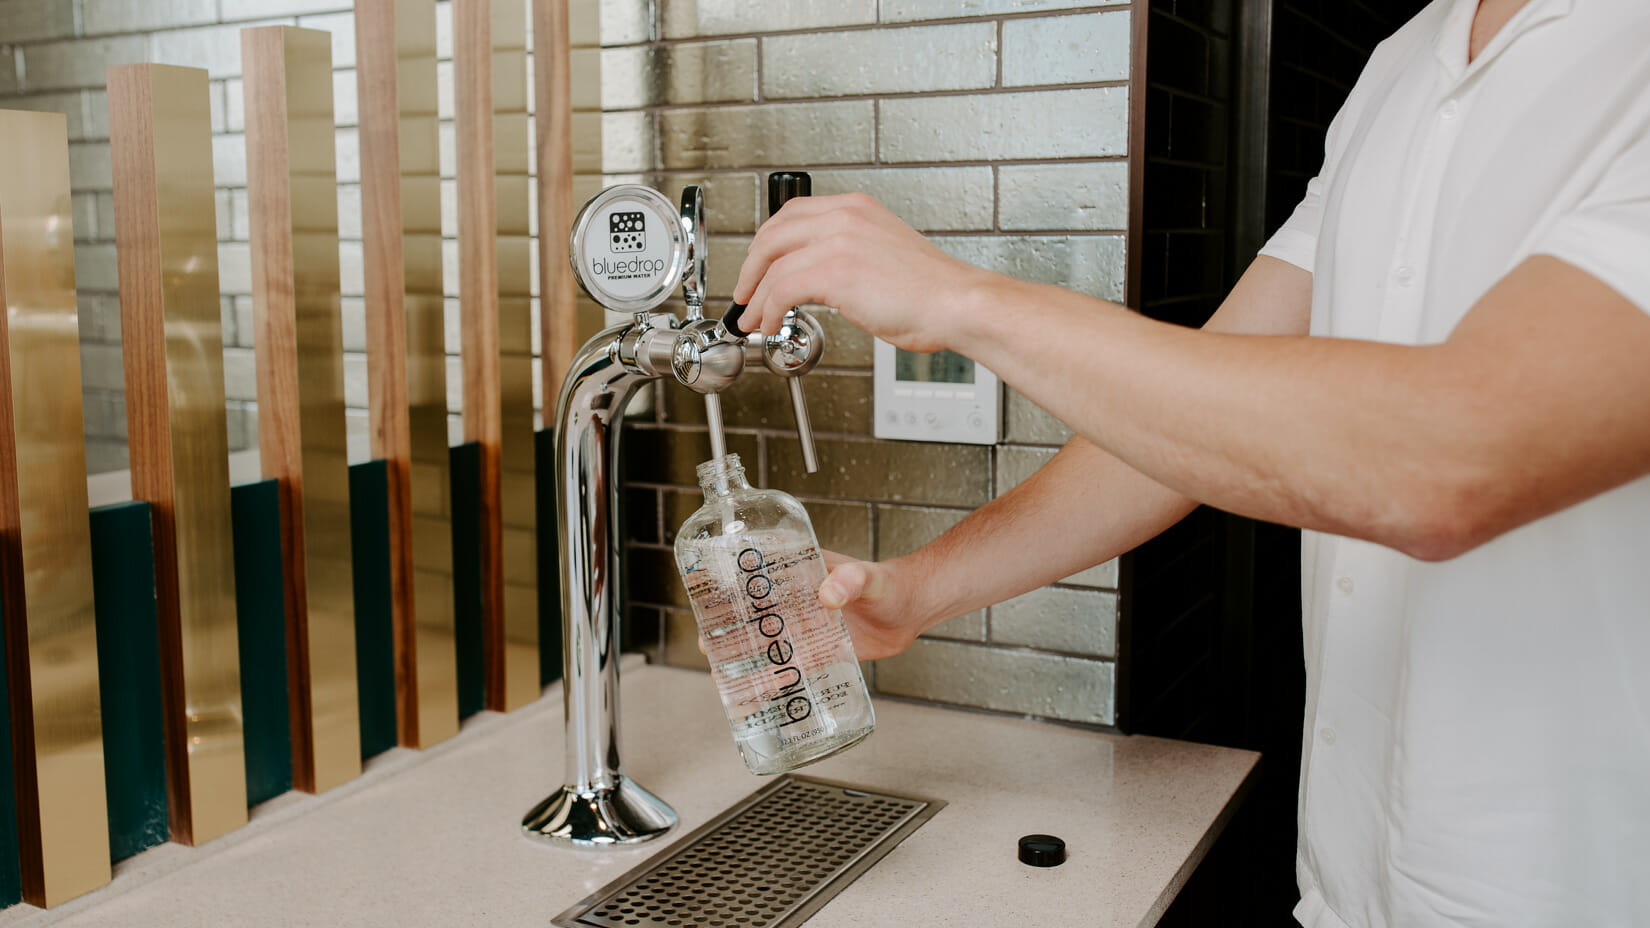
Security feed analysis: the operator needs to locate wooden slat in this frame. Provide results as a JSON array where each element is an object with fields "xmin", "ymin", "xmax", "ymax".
[
  {"xmin": 457, "ymin": 0, "xmax": 540, "ymax": 712},
  {"xmin": 0, "ymin": 108, "xmax": 112, "ymax": 908},
  {"xmin": 243, "ymin": 25, "xmax": 364, "ymax": 793},
  {"xmin": 534, "ymin": 0, "xmax": 579, "ymax": 397},
  {"xmin": 108, "ymin": 64, "xmax": 249, "ymax": 847},
  {"xmin": 355, "ymin": 0, "xmax": 460, "ymax": 749}
]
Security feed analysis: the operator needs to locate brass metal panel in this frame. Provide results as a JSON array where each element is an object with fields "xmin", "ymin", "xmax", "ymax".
[
  {"xmin": 458, "ymin": 0, "xmax": 539, "ymax": 711},
  {"xmin": 242, "ymin": 25, "xmax": 364, "ymax": 795},
  {"xmin": 356, "ymin": 0, "xmax": 459, "ymax": 748},
  {"xmin": 107, "ymin": 64, "xmax": 249, "ymax": 846},
  {"xmin": 0, "ymin": 109, "xmax": 113, "ymax": 908}
]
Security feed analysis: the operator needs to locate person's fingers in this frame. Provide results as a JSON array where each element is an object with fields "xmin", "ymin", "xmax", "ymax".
[
  {"xmin": 731, "ymin": 218, "xmax": 810, "ymax": 306},
  {"xmin": 740, "ymin": 245, "xmax": 838, "ymax": 336},
  {"xmin": 731, "ymin": 196, "xmax": 868, "ymax": 304},
  {"xmin": 819, "ymin": 560, "xmax": 890, "ymax": 610},
  {"xmin": 821, "ymin": 549, "xmax": 852, "ymax": 570},
  {"xmin": 818, "ymin": 562, "xmax": 864, "ymax": 609}
]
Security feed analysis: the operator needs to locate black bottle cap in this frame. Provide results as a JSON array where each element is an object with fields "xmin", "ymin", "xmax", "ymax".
[
  {"xmin": 723, "ymin": 301, "xmax": 751, "ymax": 338},
  {"xmin": 767, "ymin": 171, "xmax": 812, "ymax": 216},
  {"xmin": 1018, "ymin": 834, "xmax": 1066, "ymax": 868}
]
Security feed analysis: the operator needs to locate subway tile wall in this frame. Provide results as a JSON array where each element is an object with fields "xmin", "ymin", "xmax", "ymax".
[
  {"xmin": 0, "ymin": 0, "xmax": 1129, "ymax": 727},
  {"xmin": 0, "ymin": 0, "xmax": 607, "ymax": 473},
  {"xmin": 609, "ymin": 0, "xmax": 1131, "ymax": 726}
]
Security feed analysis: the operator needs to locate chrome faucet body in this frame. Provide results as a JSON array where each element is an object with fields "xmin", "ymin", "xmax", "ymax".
[{"xmin": 522, "ymin": 181, "xmax": 823, "ymax": 847}]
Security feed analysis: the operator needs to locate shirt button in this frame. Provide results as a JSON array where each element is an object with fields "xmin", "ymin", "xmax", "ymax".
[
  {"xmin": 1319, "ymin": 727, "xmax": 1337, "ymax": 746},
  {"xmin": 1441, "ymin": 99, "xmax": 1459, "ymax": 119},
  {"xmin": 1394, "ymin": 266, "xmax": 1414, "ymax": 287},
  {"xmin": 1336, "ymin": 576, "xmax": 1354, "ymax": 595}
]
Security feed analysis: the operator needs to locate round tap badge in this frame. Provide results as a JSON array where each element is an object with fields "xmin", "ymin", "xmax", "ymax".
[{"xmin": 569, "ymin": 184, "xmax": 688, "ymax": 313}]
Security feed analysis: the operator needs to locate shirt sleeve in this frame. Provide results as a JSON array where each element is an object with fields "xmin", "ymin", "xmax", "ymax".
[
  {"xmin": 1258, "ymin": 175, "xmax": 1327, "ymax": 273},
  {"xmin": 1530, "ymin": 123, "xmax": 1650, "ymax": 316},
  {"xmin": 1257, "ymin": 24, "xmax": 1416, "ymax": 275}
]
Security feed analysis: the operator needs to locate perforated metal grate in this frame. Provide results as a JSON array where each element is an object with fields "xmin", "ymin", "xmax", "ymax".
[{"xmin": 552, "ymin": 776, "xmax": 945, "ymax": 928}]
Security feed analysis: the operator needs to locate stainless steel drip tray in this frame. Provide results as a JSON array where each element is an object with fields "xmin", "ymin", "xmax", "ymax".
[{"xmin": 552, "ymin": 776, "xmax": 946, "ymax": 928}]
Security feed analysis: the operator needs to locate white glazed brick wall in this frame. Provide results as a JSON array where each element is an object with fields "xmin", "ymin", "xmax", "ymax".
[{"xmin": 607, "ymin": 0, "xmax": 1133, "ymax": 725}]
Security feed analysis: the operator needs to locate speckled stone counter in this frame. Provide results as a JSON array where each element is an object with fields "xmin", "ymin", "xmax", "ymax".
[{"xmin": 1, "ymin": 660, "xmax": 1257, "ymax": 928}]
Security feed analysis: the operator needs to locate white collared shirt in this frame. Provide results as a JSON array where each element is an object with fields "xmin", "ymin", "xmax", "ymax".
[{"xmin": 1258, "ymin": 1, "xmax": 1650, "ymax": 925}]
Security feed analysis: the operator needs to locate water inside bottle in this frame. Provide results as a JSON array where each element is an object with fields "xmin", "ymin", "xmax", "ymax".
[{"xmin": 679, "ymin": 527, "xmax": 874, "ymax": 774}]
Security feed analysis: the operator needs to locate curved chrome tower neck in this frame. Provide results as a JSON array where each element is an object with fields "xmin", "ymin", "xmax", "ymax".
[
  {"xmin": 525, "ymin": 176, "xmax": 825, "ymax": 849},
  {"xmin": 521, "ymin": 324, "xmax": 679, "ymax": 846}
]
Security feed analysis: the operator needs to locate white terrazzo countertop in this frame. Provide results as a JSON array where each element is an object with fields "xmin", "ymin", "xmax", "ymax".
[{"xmin": 2, "ymin": 659, "xmax": 1257, "ymax": 928}]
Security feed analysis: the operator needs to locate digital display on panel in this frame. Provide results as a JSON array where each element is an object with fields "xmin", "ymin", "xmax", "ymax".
[{"xmin": 894, "ymin": 349, "xmax": 976, "ymax": 385}]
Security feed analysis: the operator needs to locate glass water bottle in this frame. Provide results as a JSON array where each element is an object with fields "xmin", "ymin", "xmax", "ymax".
[{"xmin": 674, "ymin": 454, "xmax": 875, "ymax": 774}]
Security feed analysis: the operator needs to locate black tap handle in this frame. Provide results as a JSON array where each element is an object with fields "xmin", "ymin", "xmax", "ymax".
[
  {"xmin": 767, "ymin": 171, "xmax": 811, "ymax": 217},
  {"xmin": 724, "ymin": 173, "xmax": 812, "ymax": 338},
  {"xmin": 723, "ymin": 301, "xmax": 751, "ymax": 338}
]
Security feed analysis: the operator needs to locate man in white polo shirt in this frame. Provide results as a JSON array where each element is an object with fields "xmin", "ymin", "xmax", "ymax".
[{"xmin": 730, "ymin": 0, "xmax": 1650, "ymax": 924}]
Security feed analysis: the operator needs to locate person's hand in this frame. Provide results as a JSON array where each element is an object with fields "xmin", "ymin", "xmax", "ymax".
[
  {"xmin": 696, "ymin": 550, "xmax": 929, "ymax": 661},
  {"xmin": 729, "ymin": 193, "xmax": 996, "ymax": 351},
  {"xmin": 816, "ymin": 551, "xmax": 925, "ymax": 660}
]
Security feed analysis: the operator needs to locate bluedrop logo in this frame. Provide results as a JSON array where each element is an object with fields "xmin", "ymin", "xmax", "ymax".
[{"xmin": 609, "ymin": 211, "xmax": 645, "ymax": 253}]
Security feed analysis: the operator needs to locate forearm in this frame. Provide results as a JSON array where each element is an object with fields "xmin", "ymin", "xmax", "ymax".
[
  {"xmin": 895, "ymin": 438, "xmax": 1195, "ymax": 630},
  {"xmin": 954, "ymin": 257, "xmax": 1650, "ymax": 559},
  {"xmin": 887, "ymin": 259, "xmax": 1312, "ymax": 629}
]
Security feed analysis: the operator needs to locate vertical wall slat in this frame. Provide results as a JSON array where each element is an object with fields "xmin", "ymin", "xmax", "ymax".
[
  {"xmin": 534, "ymin": 0, "xmax": 580, "ymax": 394},
  {"xmin": 457, "ymin": 0, "xmax": 541, "ymax": 712},
  {"xmin": 355, "ymin": 0, "xmax": 461, "ymax": 749},
  {"xmin": 243, "ymin": 24, "xmax": 364, "ymax": 793},
  {"xmin": 109, "ymin": 64, "xmax": 249, "ymax": 847},
  {"xmin": 0, "ymin": 108, "xmax": 113, "ymax": 908}
]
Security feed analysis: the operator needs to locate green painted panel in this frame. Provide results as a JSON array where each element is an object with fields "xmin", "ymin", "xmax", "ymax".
[
  {"xmin": 537, "ymin": 428, "xmax": 561, "ymax": 687},
  {"xmin": 0, "ymin": 567, "xmax": 22, "ymax": 907},
  {"xmin": 450, "ymin": 442, "xmax": 484, "ymax": 721},
  {"xmin": 88, "ymin": 501, "xmax": 169, "ymax": 863},
  {"xmin": 230, "ymin": 480, "xmax": 291, "ymax": 807},
  {"xmin": 349, "ymin": 460, "xmax": 397, "ymax": 760}
]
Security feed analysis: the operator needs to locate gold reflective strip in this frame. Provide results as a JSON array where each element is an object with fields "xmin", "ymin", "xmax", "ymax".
[
  {"xmin": 0, "ymin": 108, "xmax": 113, "ymax": 909},
  {"xmin": 357, "ymin": 0, "xmax": 460, "ymax": 747},
  {"xmin": 243, "ymin": 25, "xmax": 365, "ymax": 794},
  {"xmin": 109, "ymin": 64, "xmax": 250, "ymax": 847}
]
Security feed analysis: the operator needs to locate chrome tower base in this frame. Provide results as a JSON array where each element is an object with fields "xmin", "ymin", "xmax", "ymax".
[{"xmin": 521, "ymin": 777, "xmax": 678, "ymax": 847}]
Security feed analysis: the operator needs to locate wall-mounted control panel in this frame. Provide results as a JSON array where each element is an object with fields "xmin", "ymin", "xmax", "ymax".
[{"xmin": 873, "ymin": 340, "xmax": 1001, "ymax": 444}]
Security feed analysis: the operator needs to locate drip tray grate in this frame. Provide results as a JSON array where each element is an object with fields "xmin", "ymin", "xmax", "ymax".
[{"xmin": 552, "ymin": 776, "xmax": 945, "ymax": 928}]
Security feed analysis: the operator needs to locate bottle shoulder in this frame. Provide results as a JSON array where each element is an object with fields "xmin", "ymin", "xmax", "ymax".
[{"xmin": 674, "ymin": 486, "xmax": 818, "ymax": 556}]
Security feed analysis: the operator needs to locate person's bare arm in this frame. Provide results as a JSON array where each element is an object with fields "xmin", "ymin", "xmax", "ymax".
[
  {"xmin": 958, "ymin": 255, "xmax": 1650, "ymax": 560},
  {"xmin": 733, "ymin": 195, "xmax": 1650, "ymax": 565},
  {"xmin": 817, "ymin": 258, "xmax": 1313, "ymax": 658}
]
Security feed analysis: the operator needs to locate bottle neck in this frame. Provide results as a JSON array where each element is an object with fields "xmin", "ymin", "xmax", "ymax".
[{"xmin": 697, "ymin": 460, "xmax": 751, "ymax": 499}]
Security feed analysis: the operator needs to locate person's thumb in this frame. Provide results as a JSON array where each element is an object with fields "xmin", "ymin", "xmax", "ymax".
[{"xmin": 819, "ymin": 561, "xmax": 888, "ymax": 610}]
